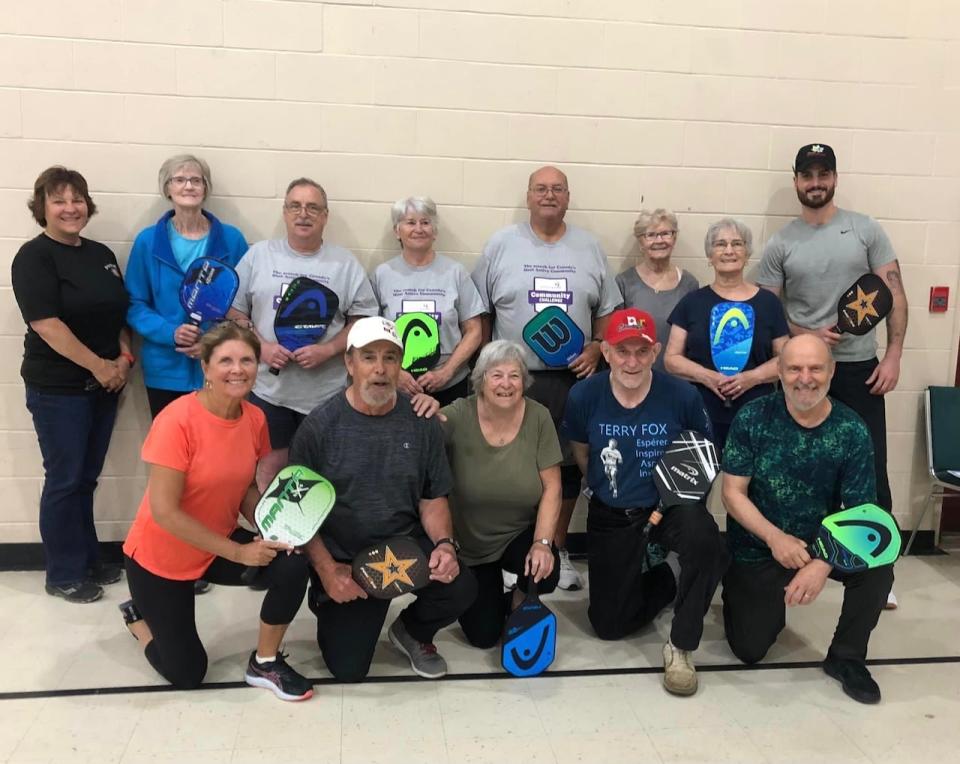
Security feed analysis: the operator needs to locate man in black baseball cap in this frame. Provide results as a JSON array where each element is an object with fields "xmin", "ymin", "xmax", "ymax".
[{"xmin": 793, "ymin": 143, "xmax": 837, "ymax": 174}]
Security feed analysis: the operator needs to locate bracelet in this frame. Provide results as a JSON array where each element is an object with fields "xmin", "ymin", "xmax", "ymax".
[{"xmin": 119, "ymin": 351, "xmax": 136, "ymax": 367}]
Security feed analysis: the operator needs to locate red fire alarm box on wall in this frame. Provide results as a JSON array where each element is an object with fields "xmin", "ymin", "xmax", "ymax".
[{"xmin": 929, "ymin": 286, "xmax": 949, "ymax": 312}]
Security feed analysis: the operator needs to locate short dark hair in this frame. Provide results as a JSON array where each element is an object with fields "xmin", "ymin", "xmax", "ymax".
[
  {"xmin": 27, "ymin": 166, "xmax": 98, "ymax": 227},
  {"xmin": 199, "ymin": 321, "xmax": 261, "ymax": 365}
]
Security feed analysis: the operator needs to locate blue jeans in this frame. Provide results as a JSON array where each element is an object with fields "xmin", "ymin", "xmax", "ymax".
[{"xmin": 25, "ymin": 386, "xmax": 119, "ymax": 586}]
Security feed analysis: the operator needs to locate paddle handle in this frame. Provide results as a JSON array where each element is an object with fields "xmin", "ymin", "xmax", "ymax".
[
  {"xmin": 524, "ymin": 573, "xmax": 541, "ymax": 602},
  {"xmin": 269, "ymin": 366, "xmax": 281, "ymax": 376},
  {"xmin": 828, "ymin": 323, "xmax": 843, "ymax": 336}
]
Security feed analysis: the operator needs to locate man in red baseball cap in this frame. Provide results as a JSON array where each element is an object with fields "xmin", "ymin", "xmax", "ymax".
[{"xmin": 561, "ymin": 308, "xmax": 728, "ymax": 697}]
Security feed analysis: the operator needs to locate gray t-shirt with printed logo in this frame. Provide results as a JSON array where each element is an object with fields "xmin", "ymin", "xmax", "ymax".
[
  {"xmin": 471, "ymin": 222, "xmax": 621, "ymax": 372},
  {"xmin": 755, "ymin": 209, "xmax": 897, "ymax": 362},
  {"xmin": 370, "ymin": 253, "xmax": 486, "ymax": 389},
  {"xmin": 232, "ymin": 238, "xmax": 378, "ymax": 414}
]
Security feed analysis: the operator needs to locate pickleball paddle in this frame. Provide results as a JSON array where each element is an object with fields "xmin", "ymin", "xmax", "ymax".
[
  {"xmin": 643, "ymin": 430, "xmax": 720, "ymax": 537},
  {"xmin": 352, "ymin": 536, "xmax": 431, "ymax": 599},
  {"xmin": 179, "ymin": 258, "xmax": 240, "ymax": 326},
  {"xmin": 829, "ymin": 273, "xmax": 893, "ymax": 336},
  {"xmin": 501, "ymin": 574, "xmax": 557, "ymax": 677},
  {"xmin": 709, "ymin": 301, "xmax": 755, "ymax": 409},
  {"xmin": 270, "ymin": 276, "xmax": 340, "ymax": 375},
  {"xmin": 522, "ymin": 306, "xmax": 585, "ymax": 368},
  {"xmin": 808, "ymin": 503, "xmax": 901, "ymax": 572},
  {"xmin": 395, "ymin": 312, "xmax": 441, "ymax": 376}
]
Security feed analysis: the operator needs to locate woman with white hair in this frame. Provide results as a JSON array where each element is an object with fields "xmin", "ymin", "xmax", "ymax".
[
  {"xmin": 664, "ymin": 218, "xmax": 789, "ymax": 450},
  {"xmin": 440, "ymin": 340, "xmax": 562, "ymax": 649},
  {"xmin": 616, "ymin": 208, "xmax": 699, "ymax": 371},
  {"xmin": 370, "ymin": 196, "xmax": 485, "ymax": 406}
]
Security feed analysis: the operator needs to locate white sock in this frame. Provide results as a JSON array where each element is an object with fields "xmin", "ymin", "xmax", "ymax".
[{"xmin": 255, "ymin": 653, "xmax": 276, "ymax": 664}]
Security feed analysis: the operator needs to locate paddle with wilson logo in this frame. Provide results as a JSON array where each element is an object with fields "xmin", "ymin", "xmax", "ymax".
[
  {"xmin": 501, "ymin": 574, "xmax": 557, "ymax": 677},
  {"xmin": 830, "ymin": 273, "xmax": 893, "ymax": 336},
  {"xmin": 645, "ymin": 431, "xmax": 720, "ymax": 538},
  {"xmin": 179, "ymin": 257, "xmax": 240, "ymax": 325},
  {"xmin": 709, "ymin": 301, "xmax": 755, "ymax": 409},
  {"xmin": 808, "ymin": 503, "xmax": 901, "ymax": 572},
  {"xmin": 522, "ymin": 306, "xmax": 585, "ymax": 368},
  {"xmin": 395, "ymin": 312, "xmax": 441, "ymax": 376},
  {"xmin": 270, "ymin": 276, "xmax": 340, "ymax": 375}
]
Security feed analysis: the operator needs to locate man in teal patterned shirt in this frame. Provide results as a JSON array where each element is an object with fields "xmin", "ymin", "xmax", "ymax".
[{"xmin": 720, "ymin": 335, "xmax": 894, "ymax": 704}]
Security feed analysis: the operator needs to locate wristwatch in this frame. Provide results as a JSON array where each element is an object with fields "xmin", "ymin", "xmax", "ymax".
[
  {"xmin": 433, "ymin": 537, "xmax": 460, "ymax": 553},
  {"xmin": 534, "ymin": 538, "xmax": 551, "ymax": 547}
]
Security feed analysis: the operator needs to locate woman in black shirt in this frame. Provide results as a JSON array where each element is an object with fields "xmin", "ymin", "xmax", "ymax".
[{"xmin": 11, "ymin": 167, "xmax": 133, "ymax": 604}]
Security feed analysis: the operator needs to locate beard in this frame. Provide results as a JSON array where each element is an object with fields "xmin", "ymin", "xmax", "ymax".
[
  {"xmin": 796, "ymin": 184, "xmax": 836, "ymax": 210},
  {"xmin": 358, "ymin": 380, "xmax": 396, "ymax": 408},
  {"xmin": 784, "ymin": 383, "xmax": 828, "ymax": 412}
]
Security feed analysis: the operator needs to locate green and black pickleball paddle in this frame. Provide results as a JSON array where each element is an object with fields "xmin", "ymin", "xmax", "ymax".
[
  {"xmin": 394, "ymin": 312, "xmax": 441, "ymax": 376},
  {"xmin": 808, "ymin": 503, "xmax": 901, "ymax": 572}
]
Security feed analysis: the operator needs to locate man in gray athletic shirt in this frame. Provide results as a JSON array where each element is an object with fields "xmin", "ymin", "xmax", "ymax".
[
  {"xmin": 755, "ymin": 144, "xmax": 907, "ymax": 607},
  {"xmin": 472, "ymin": 165, "xmax": 622, "ymax": 590}
]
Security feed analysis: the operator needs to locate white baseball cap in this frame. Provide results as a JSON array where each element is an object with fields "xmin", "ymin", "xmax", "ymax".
[{"xmin": 346, "ymin": 316, "xmax": 403, "ymax": 351}]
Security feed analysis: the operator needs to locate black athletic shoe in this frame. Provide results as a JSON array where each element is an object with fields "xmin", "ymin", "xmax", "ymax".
[
  {"xmin": 88, "ymin": 563, "xmax": 123, "ymax": 586},
  {"xmin": 244, "ymin": 651, "xmax": 314, "ymax": 702},
  {"xmin": 823, "ymin": 655, "xmax": 881, "ymax": 704},
  {"xmin": 45, "ymin": 580, "xmax": 103, "ymax": 604}
]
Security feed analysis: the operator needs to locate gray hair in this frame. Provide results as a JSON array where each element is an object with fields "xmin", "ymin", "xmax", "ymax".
[
  {"xmin": 285, "ymin": 177, "xmax": 328, "ymax": 206},
  {"xmin": 470, "ymin": 340, "xmax": 533, "ymax": 392},
  {"xmin": 158, "ymin": 154, "xmax": 212, "ymax": 201},
  {"xmin": 703, "ymin": 217, "xmax": 754, "ymax": 258},
  {"xmin": 391, "ymin": 196, "xmax": 439, "ymax": 231},
  {"xmin": 633, "ymin": 208, "xmax": 678, "ymax": 240}
]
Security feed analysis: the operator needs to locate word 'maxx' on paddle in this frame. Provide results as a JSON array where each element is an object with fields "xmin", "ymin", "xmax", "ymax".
[
  {"xmin": 808, "ymin": 503, "xmax": 901, "ymax": 573},
  {"xmin": 522, "ymin": 306, "xmax": 585, "ymax": 368},
  {"xmin": 179, "ymin": 258, "xmax": 240, "ymax": 326},
  {"xmin": 645, "ymin": 431, "xmax": 720, "ymax": 536},
  {"xmin": 709, "ymin": 301, "xmax": 755, "ymax": 409},
  {"xmin": 830, "ymin": 273, "xmax": 893, "ymax": 336},
  {"xmin": 270, "ymin": 276, "xmax": 340, "ymax": 375},
  {"xmin": 501, "ymin": 574, "xmax": 557, "ymax": 677},
  {"xmin": 394, "ymin": 312, "xmax": 440, "ymax": 376},
  {"xmin": 352, "ymin": 536, "xmax": 430, "ymax": 599}
]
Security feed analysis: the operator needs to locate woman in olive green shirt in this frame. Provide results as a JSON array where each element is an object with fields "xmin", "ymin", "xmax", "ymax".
[{"xmin": 441, "ymin": 340, "xmax": 562, "ymax": 649}]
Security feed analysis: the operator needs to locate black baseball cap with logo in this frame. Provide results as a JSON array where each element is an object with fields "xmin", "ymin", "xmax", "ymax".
[{"xmin": 793, "ymin": 143, "xmax": 837, "ymax": 173}]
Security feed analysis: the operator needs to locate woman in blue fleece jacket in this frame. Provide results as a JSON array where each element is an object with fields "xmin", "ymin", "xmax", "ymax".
[{"xmin": 126, "ymin": 155, "xmax": 248, "ymax": 418}]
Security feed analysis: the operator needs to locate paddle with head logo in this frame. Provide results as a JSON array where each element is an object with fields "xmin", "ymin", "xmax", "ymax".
[
  {"xmin": 270, "ymin": 276, "xmax": 340, "ymax": 375},
  {"xmin": 501, "ymin": 574, "xmax": 557, "ymax": 677},
  {"xmin": 829, "ymin": 273, "xmax": 893, "ymax": 336},
  {"xmin": 394, "ymin": 312, "xmax": 441, "ymax": 376},
  {"xmin": 808, "ymin": 503, "xmax": 901, "ymax": 572},
  {"xmin": 179, "ymin": 258, "xmax": 240, "ymax": 326},
  {"xmin": 709, "ymin": 301, "xmax": 755, "ymax": 409},
  {"xmin": 522, "ymin": 306, "xmax": 585, "ymax": 368}
]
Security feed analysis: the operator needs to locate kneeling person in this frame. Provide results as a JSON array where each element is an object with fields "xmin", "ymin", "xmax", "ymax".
[
  {"xmin": 292, "ymin": 317, "xmax": 477, "ymax": 681},
  {"xmin": 721, "ymin": 335, "xmax": 893, "ymax": 704},
  {"xmin": 562, "ymin": 308, "xmax": 728, "ymax": 696}
]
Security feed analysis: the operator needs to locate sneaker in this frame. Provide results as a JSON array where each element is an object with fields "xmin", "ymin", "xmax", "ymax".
[
  {"xmin": 244, "ymin": 651, "xmax": 314, "ymax": 702},
  {"xmin": 557, "ymin": 548, "xmax": 583, "ymax": 591},
  {"xmin": 88, "ymin": 563, "xmax": 122, "ymax": 586},
  {"xmin": 194, "ymin": 579, "xmax": 212, "ymax": 595},
  {"xmin": 502, "ymin": 570, "xmax": 518, "ymax": 591},
  {"xmin": 387, "ymin": 617, "xmax": 447, "ymax": 679},
  {"xmin": 662, "ymin": 641, "xmax": 698, "ymax": 696},
  {"xmin": 884, "ymin": 590, "xmax": 898, "ymax": 610},
  {"xmin": 823, "ymin": 655, "xmax": 881, "ymax": 704},
  {"xmin": 45, "ymin": 580, "xmax": 103, "ymax": 604}
]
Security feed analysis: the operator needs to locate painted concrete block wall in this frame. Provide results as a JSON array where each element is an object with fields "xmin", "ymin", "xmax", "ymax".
[{"xmin": 1, "ymin": 1, "xmax": 958, "ymax": 541}]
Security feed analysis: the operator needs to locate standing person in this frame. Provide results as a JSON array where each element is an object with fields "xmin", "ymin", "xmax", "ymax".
[
  {"xmin": 120, "ymin": 322, "xmax": 313, "ymax": 700},
  {"xmin": 227, "ymin": 178, "xmax": 379, "ymax": 490},
  {"xmin": 561, "ymin": 308, "xmax": 727, "ymax": 696},
  {"xmin": 441, "ymin": 341, "xmax": 562, "ymax": 649},
  {"xmin": 125, "ymin": 154, "xmax": 248, "ymax": 418},
  {"xmin": 370, "ymin": 196, "xmax": 484, "ymax": 406},
  {"xmin": 721, "ymin": 335, "xmax": 893, "ymax": 704},
  {"xmin": 664, "ymin": 218, "xmax": 789, "ymax": 451},
  {"xmin": 11, "ymin": 167, "xmax": 132, "ymax": 604},
  {"xmin": 472, "ymin": 166, "xmax": 622, "ymax": 590},
  {"xmin": 291, "ymin": 318, "xmax": 477, "ymax": 682},
  {"xmin": 616, "ymin": 208, "xmax": 698, "ymax": 371},
  {"xmin": 755, "ymin": 143, "xmax": 907, "ymax": 608}
]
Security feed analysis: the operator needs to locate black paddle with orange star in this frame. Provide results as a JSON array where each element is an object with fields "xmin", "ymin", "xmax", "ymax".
[
  {"xmin": 830, "ymin": 273, "xmax": 893, "ymax": 336},
  {"xmin": 352, "ymin": 537, "xmax": 430, "ymax": 599}
]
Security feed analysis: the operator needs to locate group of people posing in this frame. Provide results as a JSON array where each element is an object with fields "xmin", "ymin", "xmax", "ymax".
[{"xmin": 11, "ymin": 142, "xmax": 906, "ymax": 706}]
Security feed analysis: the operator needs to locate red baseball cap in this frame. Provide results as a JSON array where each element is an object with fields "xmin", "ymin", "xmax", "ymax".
[{"xmin": 604, "ymin": 308, "xmax": 657, "ymax": 345}]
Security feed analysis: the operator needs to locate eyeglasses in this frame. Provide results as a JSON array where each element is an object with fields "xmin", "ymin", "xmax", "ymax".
[
  {"xmin": 529, "ymin": 184, "xmax": 568, "ymax": 197},
  {"xmin": 284, "ymin": 202, "xmax": 327, "ymax": 217},
  {"xmin": 642, "ymin": 230, "xmax": 677, "ymax": 241},
  {"xmin": 711, "ymin": 239, "xmax": 746, "ymax": 250},
  {"xmin": 169, "ymin": 176, "xmax": 204, "ymax": 187}
]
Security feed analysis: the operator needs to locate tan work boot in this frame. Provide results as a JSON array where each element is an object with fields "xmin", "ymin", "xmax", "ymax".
[{"xmin": 662, "ymin": 641, "xmax": 698, "ymax": 696}]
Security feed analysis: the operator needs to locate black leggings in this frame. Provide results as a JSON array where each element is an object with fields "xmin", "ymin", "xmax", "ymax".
[
  {"xmin": 145, "ymin": 387, "xmax": 189, "ymax": 420},
  {"xmin": 124, "ymin": 529, "xmax": 309, "ymax": 690},
  {"xmin": 458, "ymin": 526, "xmax": 561, "ymax": 649}
]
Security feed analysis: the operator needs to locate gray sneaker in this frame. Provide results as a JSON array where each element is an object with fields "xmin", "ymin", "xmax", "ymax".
[{"xmin": 387, "ymin": 617, "xmax": 447, "ymax": 679}]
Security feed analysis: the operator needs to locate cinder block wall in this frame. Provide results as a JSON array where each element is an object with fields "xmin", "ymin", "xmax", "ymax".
[{"xmin": 1, "ymin": 1, "xmax": 958, "ymax": 541}]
